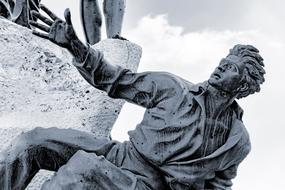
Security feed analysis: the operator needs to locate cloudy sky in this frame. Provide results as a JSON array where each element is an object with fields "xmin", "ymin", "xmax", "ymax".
[{"xmin": 41, "ymin": 0, "xmax": 285, "ymax": 189}]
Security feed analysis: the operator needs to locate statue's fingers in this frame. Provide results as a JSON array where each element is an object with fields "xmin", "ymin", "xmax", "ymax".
[
  {"xmin": 29, "ymin": 20, "xmax": 50, "ymax": 33},
  {"xmin": 64, "ymin": 8, "xmax": 72, "ymax": 25},
  {"xmin": 32, "ymin": 30, "xmax": 49, "ymax": 40},
  {"xmin": 39, "ymin": 4, "xmax": 60, "ymax": 21},
  {"xmin": 31, "ymin": 10, "xmax": 53, "ymax": 26}
]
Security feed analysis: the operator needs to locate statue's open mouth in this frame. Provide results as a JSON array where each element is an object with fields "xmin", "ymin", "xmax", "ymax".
[{"xmin": 213, "ymin": 73, "xmax": 221, "ymax": 79}]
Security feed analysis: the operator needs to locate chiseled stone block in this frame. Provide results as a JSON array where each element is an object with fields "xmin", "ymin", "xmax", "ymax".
[{"xmin": 0, "ymin": 18, "xmax": 141, "ymax": 189}]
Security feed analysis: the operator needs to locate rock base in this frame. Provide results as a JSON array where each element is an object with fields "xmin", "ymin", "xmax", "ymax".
[{"xmin": 0, "ymin": 18, "xmax": 142, "ymax": 189}]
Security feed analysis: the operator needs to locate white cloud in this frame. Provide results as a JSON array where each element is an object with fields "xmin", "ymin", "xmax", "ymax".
[
  {"xmin": 112, "ymin": 14, "xmax": 285, "ymax": 189},
  {"xmin": 125, "ymin": 15, "xmax": 267, "ymax": 82}
]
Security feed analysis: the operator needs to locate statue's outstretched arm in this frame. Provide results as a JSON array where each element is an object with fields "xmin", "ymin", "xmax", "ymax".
[
  {"xmin": 30, "ymin": 4, "xmax": 180, "ymax": 108},
  {"xmin": 73, "ymin": 46, "xmax": 182, "ymax": 108}
]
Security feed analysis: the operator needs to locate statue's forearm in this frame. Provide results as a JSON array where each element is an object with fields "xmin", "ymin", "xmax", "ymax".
[{"xmin": 68, "ymin": 38, "xmax": 89, "ymax": 63}]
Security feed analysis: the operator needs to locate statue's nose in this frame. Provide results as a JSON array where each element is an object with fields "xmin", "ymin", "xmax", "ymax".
[{"xmin": 217, "ymin": 65, "xmax": 225, "ymax": 72}]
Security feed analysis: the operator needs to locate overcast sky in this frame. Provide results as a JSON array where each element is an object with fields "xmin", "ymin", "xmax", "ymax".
[{"xmin": 41, "ymin": 1, "xmax": 285, "ymax": 189}]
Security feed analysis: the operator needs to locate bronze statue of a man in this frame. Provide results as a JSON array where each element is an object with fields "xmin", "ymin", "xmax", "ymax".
[{"xmin": 0, "ymin": 4, "xmax": 265, "ymax": 190}]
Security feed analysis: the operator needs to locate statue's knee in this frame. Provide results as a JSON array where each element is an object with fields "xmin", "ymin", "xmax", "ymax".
[
  {"xmin": 67, "ymin": 150, "xmax": 105, "ymax": 172},
  {"xmin": 71, "ymin": 150, "xmax": 100, "ymax": 164},
  {"xmin": 73, "ymin": 150, "xmax": 105, "ymax": 162},
  {"xmin": 73, "ymin": 150, "xmax": 88, "ymax": 157}
]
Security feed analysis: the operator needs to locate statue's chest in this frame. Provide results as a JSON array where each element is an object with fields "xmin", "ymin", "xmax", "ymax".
[{"xmin": 198, "ymin": 113, "xmax": 233, "ymax": 157}]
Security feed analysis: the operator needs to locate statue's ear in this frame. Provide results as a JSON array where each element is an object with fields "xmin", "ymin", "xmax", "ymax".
[{"xmin": 238, "ymin": 82, "xmax": 249, "ymax": 92}]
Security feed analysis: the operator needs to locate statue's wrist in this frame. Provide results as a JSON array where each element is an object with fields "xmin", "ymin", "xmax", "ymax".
[{"xmin": 68, "ymin": 38, "xmax": 89, "ymax": 63}]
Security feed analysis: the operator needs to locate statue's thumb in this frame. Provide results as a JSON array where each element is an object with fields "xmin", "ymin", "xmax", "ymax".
[{"xmin": 64, "ymin": 8, "xmax": 72, "ymax": 26}]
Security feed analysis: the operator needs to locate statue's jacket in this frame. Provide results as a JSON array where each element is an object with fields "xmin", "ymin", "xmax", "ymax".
[{"xmin": 72, "ymin": 46, "xmax": 251, "ymax": 190}]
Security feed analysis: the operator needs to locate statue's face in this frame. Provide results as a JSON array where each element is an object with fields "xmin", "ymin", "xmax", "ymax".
[{"xmin": 209, "ymin": 55, "xmax": 245, "ymax": 93}]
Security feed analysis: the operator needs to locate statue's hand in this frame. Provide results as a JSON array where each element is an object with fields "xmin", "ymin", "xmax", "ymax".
[{"xmin": 29, "ymin": 4, "xmax": 78, "ymax": 50}]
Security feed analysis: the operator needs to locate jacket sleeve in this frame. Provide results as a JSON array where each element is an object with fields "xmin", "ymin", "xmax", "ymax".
[
  {"xmin": 72, "ymin": 45, "xmax": 181, "ymax": 109},
  {"xmin": 205, "ymin": 164, "xmax": 238, "ymax": 190}
]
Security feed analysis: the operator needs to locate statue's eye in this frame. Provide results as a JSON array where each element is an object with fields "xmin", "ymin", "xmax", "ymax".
[{"xmin": 225, "ymin": 64, "xmax": 238, "ymax": 72}]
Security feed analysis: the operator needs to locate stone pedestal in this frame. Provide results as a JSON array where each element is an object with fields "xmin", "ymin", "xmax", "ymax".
[{"xmin": 0, "ymin": 18, "xmax": 142, "ymax": 189}]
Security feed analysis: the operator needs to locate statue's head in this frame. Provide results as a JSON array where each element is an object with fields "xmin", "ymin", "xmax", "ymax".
[{"xmin": 208, "ymin": 44, "xmax": 265, "ymax": 99}]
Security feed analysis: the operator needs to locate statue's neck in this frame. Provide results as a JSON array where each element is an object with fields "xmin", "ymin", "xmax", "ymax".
[{"xmin": 205, "ymin": 85, "xmax": 236, "ymax": 119}]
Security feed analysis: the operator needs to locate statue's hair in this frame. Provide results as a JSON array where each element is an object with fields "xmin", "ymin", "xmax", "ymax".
[{"xmin": 228, "ymin": 44, "xmax": 265, "ymax": 99}]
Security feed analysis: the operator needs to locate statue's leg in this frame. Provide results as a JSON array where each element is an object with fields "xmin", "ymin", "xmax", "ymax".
[
  {"xmin": 0, "ymin": 127, "xmax": 116, "ymax": 190},
  {"xmin": 80, "ymin": 0, "xmax": 102, "ymax": 45},
  {"xmin": 103, "ymin": 0, "xmax": 126, "ymax": 38},
  {"xmin": 41, "ymin": 150, "xmax": 137, "ymax": 190}
]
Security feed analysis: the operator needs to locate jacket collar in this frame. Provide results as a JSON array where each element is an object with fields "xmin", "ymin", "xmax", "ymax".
[{"xmin": 188, "ymin": 81, "xmax": 244, "ymax": 120}]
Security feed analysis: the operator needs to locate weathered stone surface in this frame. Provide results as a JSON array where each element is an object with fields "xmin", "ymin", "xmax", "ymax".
[{"xmin": 0, "ymin": 18, "xmax": 141, "ymax": 189}]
